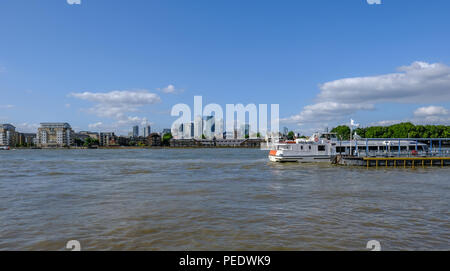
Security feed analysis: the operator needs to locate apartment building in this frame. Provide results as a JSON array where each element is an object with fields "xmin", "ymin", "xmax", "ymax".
[
  {"xmin": 99, "ymin": 132, "xmax": 116, "ymax": 146},
  {"xmin": 0, "ymin": 124, "xmax": 16, "ymax": 146},
  {"xmin": 36, "ymin": 123, "xmax": 74, "ymax": 148}
]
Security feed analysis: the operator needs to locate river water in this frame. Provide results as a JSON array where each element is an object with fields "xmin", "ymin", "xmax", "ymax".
[{"xmin": 0, "ymin": 149, "xmax": 448, "ymax": 250}]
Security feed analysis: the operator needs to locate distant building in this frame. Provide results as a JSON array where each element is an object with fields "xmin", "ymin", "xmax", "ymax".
[
  {"xmin": 99, "ymin": 132, "xmax": 116, "ymax": 146},
  {"xmin": 132, "ymin": 125, "xmax": 139, "ymax": 138},
  {"xmin": 194, "ymin": 115, "xmax": 203, "ymax": 139},
  {"xmin": 147, "ymin": 133, "xmax": 162, "ymax": 147},
  {"xmin": 240, "ymin": 124, "xmax": 250, "ymax": 138},
  {"xmin": 37, "ymin": 123, "xmax": 73, "ymax": 148},
  {"xmin": 162, "ymin": 128, "xmax": 171, "ymax": 135},
  {"xmin": 0, "ymin": 124, "xmax": 17, "ymax": 147},
  {"xmin": 73, "ymin": 133, "xmax": 90, "ymax": 142},
  {"xmin": 116, "ymin": 136, "xmax": 130, "ymax": 146},
  {"xmin": 143, "ymin": 125, "xmax": 151, "ymax": 137},
  {"xmin": 79, "ymin": 131, "xmax": 99, "ymax": 140},
  {"xmin": 203, "ymin": 116, "xmax": 215, "ymax": 139},
  {"xmin": 16, "ymin": 133, "xmax": 36, "ymax": 147},
  {"xmin": 183, "ymin": 122, "xmax": 194, "ymax": 139}
]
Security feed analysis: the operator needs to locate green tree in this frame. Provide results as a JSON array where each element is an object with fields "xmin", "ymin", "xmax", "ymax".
[
  {"xmin": 162, "ymin": 133, "xmax": 172, "ymax": 146},
  {"xmin": 331, "ymin": 125, "xmax": 350, "ymax": 140},
  {"xmin": 287, "ymin": 131, "xmax": 295, "ymax": 140},
  {"xmin": 332, "ymin": 122, "xmax": 450, "ymax": 139}
]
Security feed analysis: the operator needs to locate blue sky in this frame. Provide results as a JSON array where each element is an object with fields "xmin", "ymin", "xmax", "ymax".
[{"xmin": 1, "ymin": 0, "xmax": 450, "ymax": 135}]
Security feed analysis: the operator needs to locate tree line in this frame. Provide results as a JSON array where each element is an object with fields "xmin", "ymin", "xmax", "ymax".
[{"xmin": 330, "ymin": 122, "xmax": 450, "ymax": 140}]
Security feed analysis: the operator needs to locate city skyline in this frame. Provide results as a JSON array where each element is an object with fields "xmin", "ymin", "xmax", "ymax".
[{"xmin": 1, "ymin": 0, "xmax": 450, "ymax": 135}]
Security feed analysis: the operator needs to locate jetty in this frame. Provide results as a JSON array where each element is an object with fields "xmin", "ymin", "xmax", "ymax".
[{"xmin": 333, "ymin": 138, "xmax": 450, "ymax": 168}]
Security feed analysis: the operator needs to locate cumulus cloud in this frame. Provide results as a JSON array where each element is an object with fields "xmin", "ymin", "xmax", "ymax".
[
  {"xmin": 88, "ymin": 122, "xmax": 103, "ymax": 129},
  {"xmin": 318, "ymin": 62, "xmax": 450, "ymax": 104},
  {"xmin": 67, "ymin": 0, "xmax": 81, "ymax": 5},
  {"xmin": 14, "ymin": 123, "xmax": 40, "ymax": 133},
  {"xmin": 412, "ymin": 105, "xmax": 450, "ymax": 124},
  {"xmin": 159, "ymin": 84, "xmax": 183, "ymax": 94},
  {"xmin": 287, "ymin": 61, "xmax": 450, "ymax": 126},
  {"xmin": 414, "ymin": 106, "xmax": 448, "ymax": 118},
  {"xmin": 368, "ymin": 120, "xmax": 403, "ymax": 127},
  {"xmin": 367, "ymin": 0, "xmax": 382, "ymax": 4},
  {"xmin": 70, "ymin": 90, "xmax": 160, "ymax": 132},
  {"xmin": 70, "ymin": 90, "xmax": 160, "ymax": 119},
  {"xmin": 283, "ymin": 102, "xmax": 374, "ymax": 123},
  {"xmin": 366, "ymin": 106, "xmax": 450, "ymax": 127}
]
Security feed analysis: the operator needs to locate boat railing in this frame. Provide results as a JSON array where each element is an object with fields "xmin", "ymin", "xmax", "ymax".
[{"xmin": 356, "ymin": 149, "xmax": 450, "ymax": 158}]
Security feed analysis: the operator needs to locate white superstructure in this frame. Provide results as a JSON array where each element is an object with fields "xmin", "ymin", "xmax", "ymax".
[{"xmin": 268, "ymin": 132, "xmax": 429, "ymax": 162}]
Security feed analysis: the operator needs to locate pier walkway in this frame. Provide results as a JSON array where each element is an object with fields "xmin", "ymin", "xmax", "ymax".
[{"xmin": 363, "ymin": 157, "xmax": 450, "ymax": 168}]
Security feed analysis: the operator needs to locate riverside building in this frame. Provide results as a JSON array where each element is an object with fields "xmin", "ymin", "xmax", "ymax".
[
  {"xmin": 0, "ymin": 124, "xmax": 16, "ymax": 147},
  {"xmin": 36, "ymin": 123, "xmax": 74, "ymax": 148}
]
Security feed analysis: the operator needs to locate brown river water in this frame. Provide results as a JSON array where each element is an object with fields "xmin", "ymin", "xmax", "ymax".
[{"xmin": 0, "ymin": 149, "xmax": 448, "ymax": 250}]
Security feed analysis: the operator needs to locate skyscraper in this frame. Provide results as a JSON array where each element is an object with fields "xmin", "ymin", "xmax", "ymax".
[
  {"xmin": 203, "ymin": 116, "xmax": 215, "ymax": 139},
  {"xmin": 143, "ymin": 125, "xmax": 151, "ymax": 137},
  {"xmin": 133, "ymin": 125, "xmax": 139, "ymax": 138}
]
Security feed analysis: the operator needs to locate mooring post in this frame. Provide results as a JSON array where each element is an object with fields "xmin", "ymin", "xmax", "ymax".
[
  {"xmin": 366, "ymin": 139, "xmax": 369, "ymax": 157},
  {"xmin": 430, "ymin": 139, "xmax": 433, "ymax": 156}
]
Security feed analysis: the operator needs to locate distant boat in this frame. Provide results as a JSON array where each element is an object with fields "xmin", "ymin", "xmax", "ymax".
[{"xmin": 0, "ymin": 146, "xmax": 10, "ymax": 150}]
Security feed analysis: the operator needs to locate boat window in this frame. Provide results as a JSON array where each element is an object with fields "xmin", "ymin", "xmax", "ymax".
[
  {"xmin": 309, "ymin": 145, "xmax": 312, "ymax": 150},
  {"xmin": 318, "ymin": 145, "xmax": 326, "ymax": 151},
  {"xmin": 301, "ymin": 145, "xmax": 303, "ymax": 150}
]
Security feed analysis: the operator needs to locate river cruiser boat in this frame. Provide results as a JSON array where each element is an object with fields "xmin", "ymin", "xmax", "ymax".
[
  {"xmin": 0, "ymin": 146, "xmax": 10, "ymax": 150},
  {"xmin": 268, "ymin": 133, "xmax": 429, "ymax": 163}
]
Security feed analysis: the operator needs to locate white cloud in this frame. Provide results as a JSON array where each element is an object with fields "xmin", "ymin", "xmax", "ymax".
[
  {"xmin": 286, "ymin": 61, "xmax": 450, "ymax": 126},
  {"xmin": 414, "ymin": 106, "xmax": 449, "ymax": 118},
  {"xmin": 369, "ymin": 120, "xmax": 403, "ymax": 127},
  {"xmin": 367, "ymin": 0, "xmax": 382, "ymax": 4},
  {"xmin": 159, "ymin": 84, "xmax": 183, "ymax": 94},
  {"xmin": 70, "ymin": 90, "xmax": 160, "ymax": 133},
  {"xmin": 283, "ymin": 102, "xmax": 374, "ymax": 124},
  {"xmin": 67, "ymin": 0, "xmax": 81, "ymax": 5},
  {"xmin": 366, "ymin": 106, "xmax": 450, "ymax": 127},
  {"xmin": 14, "ymin": 123, "xmax": 40, "ymax": 133},
  {"xmin": 70, "ymin": 90, "xmax": 161, "ymax": 119},
  {"xmin": 318, "ymin": 62, "xmax": 450, "ymax": 104},
  {"xmin": 88, "ymin": 122, "xmax": 103, "ymax": 129},
  {"xmin": 0, "ymin": 105, "xmax": 14, "ymax": 109},
  {"xmin": 413, "ymin": 106, "xmax": 450, "ymax": 124}
]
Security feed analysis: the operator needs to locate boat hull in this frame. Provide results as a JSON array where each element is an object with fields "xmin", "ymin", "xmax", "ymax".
[{"xmin": 269, "ymin": 154, "xmax": 332, "ymax": 163}]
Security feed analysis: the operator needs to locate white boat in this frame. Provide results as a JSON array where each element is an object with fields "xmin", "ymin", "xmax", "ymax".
[
  {"xmin": 268, "ymin": 132, "xmax": 429, "ymax": 163},
  {"xmin": 0, "ymin": 146, "xmax": 10, "ymax": 150},
  {"xmin": 268, "ymin": 132, "xmax": 338, "ymax": 162}
]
